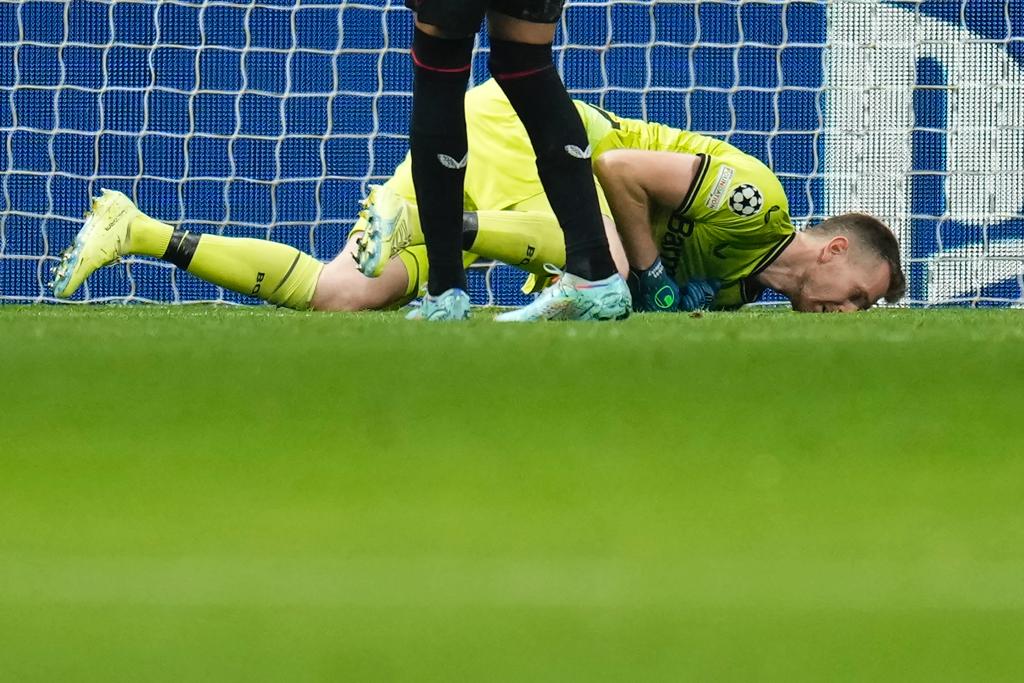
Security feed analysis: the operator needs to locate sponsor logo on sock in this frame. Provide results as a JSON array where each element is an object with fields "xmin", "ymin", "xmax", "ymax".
[
  {"xmin": 517, "ymin": 245, "xmax": 536, "ymax": 267},
  {"xmin": 564, "ymin": 144, "xmax": 592, "ymax": 159},
  {"xmin": 437, "ymin": 153, "xmax": 468, "ymax": 170},
  {"xmin": 251, "ymin": 271, "xmax": 265, "ymax": 296}
]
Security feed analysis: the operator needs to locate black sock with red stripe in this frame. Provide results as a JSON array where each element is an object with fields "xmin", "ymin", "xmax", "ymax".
[
  {"xmin": 489, "ymin": 39, "xmax": 615, "ymax": 281},
  {"xmin": 410, "ymin": 28, "xmax": 474, "ymax": 295}
]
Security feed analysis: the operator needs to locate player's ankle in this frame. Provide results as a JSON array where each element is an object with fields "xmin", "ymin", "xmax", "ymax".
[
  {"xmin": 565, "ymin": 250, "xmax": 616, "ymax": 282},
  {"xmin": 129, "ymin": 214, "xmax": 174, "ymax": 258},
  {"xmin": 426, "ymin": 271, "xmax": 468, "ymax": 297}
]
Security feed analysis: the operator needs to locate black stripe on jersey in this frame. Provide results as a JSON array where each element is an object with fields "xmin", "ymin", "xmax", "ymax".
[
  {"xmin": 749, "ymin": 230, "xmax": 795, "ymax": 278},
  {"xmin": 740, "ymin": 277, "xmax": 764, "ymax": 305},
  {"xmin": 674, "ymin": 153, "xmax": 710, "ymax": 216},
  {"xmin": 162, "ymin": 229, "xmax": 201, "ymax": 270},
  {"xmin": 738, "ymin": 231, "xmax": 796, "ymax": 304},
  {"xmin": 583, "ymin": 102, "xmax": 621, "ymax": 130}
]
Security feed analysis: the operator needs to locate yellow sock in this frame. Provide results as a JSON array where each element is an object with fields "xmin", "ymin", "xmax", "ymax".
[
  {"xmin": 130, "ymin": 214, "xmax": 323, "ymax": 310},
  {"xmin": 397, "ymin": 246, "xmax": 428, "ymax": 301},
  {"xmin": 399, "ymin": 204, "xmax": 561, "ymax": 273},
  {"xmin": 464, "ymin": 211, "xmax": 566, "ymax": 275},
  {"xmin": 129, "ymin": 214, "xmax": 174, "ymax": 258},
  {"xmin": 396, "ymin": 245, "xmax": 478, "ymax": 303}
]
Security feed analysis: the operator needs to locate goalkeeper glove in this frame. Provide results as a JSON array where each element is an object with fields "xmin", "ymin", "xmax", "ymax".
[
  {"xmin": 679, "ymin": 278, "xmax": 721, "ymax": 312},
  {"xmin": 628, "ymin": 257, "xmax": 681, "ymax": 312}
]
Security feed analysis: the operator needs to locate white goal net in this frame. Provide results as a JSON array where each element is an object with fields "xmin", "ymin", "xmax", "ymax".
[{"xmin": 2, "ymin": 0, "xmax": 1022, "ymax": 306}]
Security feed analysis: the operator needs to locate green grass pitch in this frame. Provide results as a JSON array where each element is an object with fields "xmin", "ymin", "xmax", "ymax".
[{"xmin": 2, "ymin": 305, "xmax": 1023, "ymax": 681}]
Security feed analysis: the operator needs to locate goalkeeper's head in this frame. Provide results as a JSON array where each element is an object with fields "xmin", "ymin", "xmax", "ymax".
[{"xmin": 787, "ymin": 213, "xmax": 906, "ymax": 313}]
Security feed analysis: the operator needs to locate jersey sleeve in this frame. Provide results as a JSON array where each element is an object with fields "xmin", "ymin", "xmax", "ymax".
[
  {"xmin": 677, "ymin": 150, "xmax": 794, "ymax": 249},
  {"xmin": 653, "ymin": 147, "xmax": 796, "ymax": 296}
]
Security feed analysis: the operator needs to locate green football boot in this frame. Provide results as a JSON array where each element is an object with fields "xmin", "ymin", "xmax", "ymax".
[
  {"xmin": 354, "ymin": 184, "xmax": 413, "ymax": 278},
  {"xmin": 51, "ymin": 189, "xmax": 139, "ymax": 299}
]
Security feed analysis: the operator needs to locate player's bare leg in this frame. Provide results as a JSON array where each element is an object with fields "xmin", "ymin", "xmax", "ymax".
[{"xmin": 311, "ymin": 235, "xmax": 412, "ymax": 312}]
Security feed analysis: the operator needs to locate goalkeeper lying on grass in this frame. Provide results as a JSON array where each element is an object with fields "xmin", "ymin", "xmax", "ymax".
[{"xmin": 51, "ymin": 79, "xmax": 905, "ymax": 313}]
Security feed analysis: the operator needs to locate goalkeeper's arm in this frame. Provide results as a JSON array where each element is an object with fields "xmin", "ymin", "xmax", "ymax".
[
  {"xmin": 593, "ymin": 150, "xmax": 701, "ymax": 269},
  {"xmin": 594, "ymin": 150, "xmax": 707, "ymax": 311}
]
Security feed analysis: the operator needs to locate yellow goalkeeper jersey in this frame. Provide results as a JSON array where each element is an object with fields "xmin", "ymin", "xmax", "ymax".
[
  {"xmin": 390, "ymin": 80, "xmax": 795, "ymax": 308},
  {"xmin": 573, "ymin": 98, "xmax": 795, "ymax": 310},
  {"xmin": 389, "ymin": 79, "xmax": 564, "ymax": 211}
]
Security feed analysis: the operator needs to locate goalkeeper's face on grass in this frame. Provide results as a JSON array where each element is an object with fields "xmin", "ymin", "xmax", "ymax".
[{"xmin": 792, "ymin": 236, "xmax": 892, "ymax": 313}]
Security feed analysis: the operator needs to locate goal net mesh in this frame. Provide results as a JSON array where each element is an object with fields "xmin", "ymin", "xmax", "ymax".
[{"xmin": 2, "ymin": 0, "xmax": 1022, "ymax": 307}]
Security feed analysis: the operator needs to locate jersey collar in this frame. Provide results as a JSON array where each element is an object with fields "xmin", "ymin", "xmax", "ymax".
[{"xmin": 740, "ymin": 232, "xmax": 796, "ymax": 304}]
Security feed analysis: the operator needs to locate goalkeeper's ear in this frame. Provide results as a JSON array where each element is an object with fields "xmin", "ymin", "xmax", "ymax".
[{"xmin": 819, "ymin": 235, "xmax": 850, "ymax": 262}]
